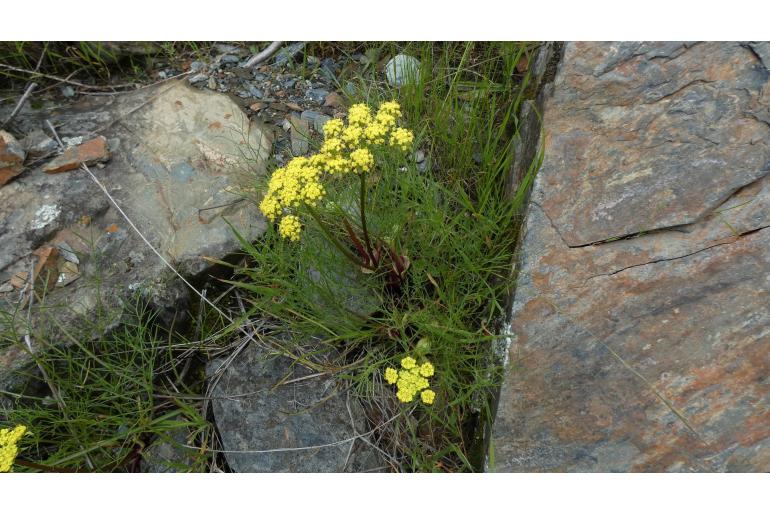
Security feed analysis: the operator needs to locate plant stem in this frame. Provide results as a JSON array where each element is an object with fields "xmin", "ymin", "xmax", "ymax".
[
  {"xmin": 359, "ymin": 172, "xmax": 374, "ymax": 259},
  {"xmin": 306, "ymin": 205, "xmax": 374, "ymax": 271}
]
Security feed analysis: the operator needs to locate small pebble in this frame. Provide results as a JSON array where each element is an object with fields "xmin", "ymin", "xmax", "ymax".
[
  {"xmin": 189, "ymin": 73, "xmax": 208, "ymax": 84},
  {"xmin": 307, "ymin": 88, "xmax": 329, "ymax": 104},
  {"xmin": 247, "ymin": 84, "xmax": 264, "ymax": 99}
]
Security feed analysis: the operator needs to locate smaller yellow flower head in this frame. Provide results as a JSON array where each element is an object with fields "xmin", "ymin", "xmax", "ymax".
[
  {"xmin": 420, "ymin": 389, "xmax": 436, "ymax": 405},
  {"xmin": 349, "ymin": 148, "xmax": 374, "ymax": 173},
  {"xmin": 377, "ymin": 101, "xmax": 402, "ymax": 119},
  {"xmin": 389, "ymin": 127, "xmax": 414, "ymax": 152},
  {"xmin": 348, "ymin": 103, "xmax": 372, "ymax": 127},
  {"xmin": 419, "ymin": 362, "xmax": 434, "ymax": 378},
  {"xmin": 322, "ymin": 118, "xmax": 344, "ymax": 138},
  {"xmin": 278, "ymin": 215, "xmax": 302, "ymax": 241},
  {"xmin": 400, "ymin": 356, "xmax": 417, "ymax": 370},
  {"xmin": 384, "ymin": 367, "xmax": 399, "ymax": 385}
]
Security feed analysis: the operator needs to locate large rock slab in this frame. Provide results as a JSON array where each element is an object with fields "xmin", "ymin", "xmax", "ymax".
[
  {"xmin": 540, "ymin": 41, "xmax": 770, "ymax": 246},
  {"xmin": 0, "ymin": 80, "xmax": 271, "ymax": 394},
  {"xmin": 492, "ymin": 42, "xmax": 770, "ymax": 472},
  {"xmin": 207, "ymin": 342, "xmax": 384, "ymax": 472}
]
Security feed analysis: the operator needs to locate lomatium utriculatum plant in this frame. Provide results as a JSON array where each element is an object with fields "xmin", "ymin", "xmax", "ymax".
[
  {"xmin": 0, "ymin": 425, "xmax": 26, "ymax": 472},
  {"xmin": 259, "ymin": 101, "xmax": 414, "ymax": 288},
  {"xmin": 259, "ymin": 101, "xmax": 440, "ymax": 406}
]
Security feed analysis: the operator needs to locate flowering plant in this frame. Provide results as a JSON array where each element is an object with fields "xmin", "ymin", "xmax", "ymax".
[{"xmin": 259, "ymin": 101, "xmax": 414, "ymax": 285}]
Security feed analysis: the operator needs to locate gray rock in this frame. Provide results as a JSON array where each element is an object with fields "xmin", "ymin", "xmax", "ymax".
[
  {"xmin": 289, "ymin": 114, "xmax": 310, "ymax": 155},
  {"xmin": 492, "ymin": 42, "xmax": 770, "ymax": 473},
  {"xmin": 207, "ymin": 342, "xmax": 384, "ymax": 472},
  {"xmin": 300, "ymin": 110, "xmax": 332, "ymax": 133},
  {"xmin": 61, "ymin": 85, "xmax": 75, "ymax": 98},
  {"xmin": 188, "ymin": 73, "xmax": 208, "ymax": 84},
  {"xmin": 318, "ymin": 58, "xmax": 337, "ymax": 83},
  {"xmin": 747, "ymin": 42, "xmax": 770, "ymax": 69},
  {"xmin": 0, "ymin": 80, "xmax": 272, "ymax": 395},
  {"xmin": 274, "ymin": 42, "xmax": 306, "ymax": 67},
  {"xmin": 306, "ymin": 88, "xmax": 330, "ymax": 105},
  {"xmin": 247, "ymin": 84, "xmax": 263, "ymax": 99},
  {"xmin": 214, "ymin": 43, "xmax": 244, "ymax": 55},
  {"xmin": 189, "ymin": 61, "xmax": 205, "ymax": 73},
  {"xmin": 385, "ymin": 54, "xmax": 421, "ymax": 87},
  {"xmin": 219, "ymin": 54, "xmax": 240, "ymax": 65},
  {"xmin": 207, "ymin": 77, "xmax": 217, "ymax": 90},
  {"xmin": 140, "ymin": 419, "xmax": 197, "ymax": 472}
]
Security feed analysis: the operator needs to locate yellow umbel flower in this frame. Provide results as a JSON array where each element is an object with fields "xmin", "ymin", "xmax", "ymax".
[
  {"xmin": 341, "ymin": 125, "xmax": 364, "ymax": 148},
  {"xmin": 384, "ymin": 367, "xmax": 399, "ymax": 384},
  {"xmin": 350, "ymin": 148, "xmax": 374, "ymax": 173},
  {"xmin": 321, "ymin": 137, "xmax": 344, "ymax": 155},
  {"xmin": 377, "ymin": 101, "xmax": 402, "ymax": 119},
  {"xmin": 396, "ymin": 388, "xmax": 415, "ymax": 403},
  {"xmin": 364, "ymin": 122, "xmax": 388, "ymax": 145},
  {"xmin": 0, "ymin": 425, "xmax": 26, "ymax": 473},
  {"xmin": 386, "ymin": 355, "xmax": 437, "ymax": 405},
  {"xmin": 389, "ymin": 127, "xmax": 414, "ymax": 152},
  {"xmin": 419, "ymin": 362, "xmax": 434, "ymax": 378},
  {"xmin": 347, "ymin": 103, "xmax": 372, "ymax": 127},
  {"xmin": 259, "ymin": 194, "xmax": 282, "ymax": 222},
  {"xmin": 278, "ymin": 215, "xmax": 302, "ymax": 241},
  {"xmin": 322, "ymin": 118, "xmax": 344, "ymax": 138},
  {"xmin": 259, "ymin": 99, "xmax": 412, "ymax": 242}
]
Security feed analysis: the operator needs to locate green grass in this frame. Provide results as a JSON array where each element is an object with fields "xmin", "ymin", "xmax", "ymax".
[
  {"xmin": 229, "ymin": 41, "xmax": 540, "ymax": 471},
  {"xmin": 2, "ymin": 294, "xmax": 213, "ymax": 472},
  {"xmin": 0, "ymin": 41, "xmax": 216, "ymax": 91}
]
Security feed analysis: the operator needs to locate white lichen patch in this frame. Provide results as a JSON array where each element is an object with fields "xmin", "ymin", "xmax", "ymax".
[{"xmin": 31, "ymin": 204, "xmax": 61, "ymax": 230}]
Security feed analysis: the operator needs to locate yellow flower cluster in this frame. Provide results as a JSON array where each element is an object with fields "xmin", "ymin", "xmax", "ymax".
[
  {"xmin": 259, "ymin": 156, "xmax": 325, "ymax": 221},
  {"xmin": 258, "ymin": 100, "xmax": 414, "ymax": 241},
  {"xmin": 384, "ymin": 356, "xmax": 436, "ymax": 405},
  {"xmin": 0, "ymin": 425, "xmax": 26, "ymax": 473}
]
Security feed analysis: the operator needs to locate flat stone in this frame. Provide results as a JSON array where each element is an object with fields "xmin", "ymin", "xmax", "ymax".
[
  {"xmin": 188, "ymin": 73, "xmax": 208, "ymax": 84},
  {"xmin": 492, "ymin": 42, "xmax": 770, "ymax": 472},
  {"xmin": 306, "ymin": 88, "xmax": 330, "ymax": 105},
  {"xmin": 0, "ymin": 80, "xmax": 272, "ymax": 394},
  {"xmin": 289, "ymin": 114, "xmax": 310, "ymax": 155},
  {"xmin": 323, "ymin": 92, "xmax": 345, "ymax": 109},
  {"xmin": 207, "ymin": 342, "xmax": 384, "ymax": 472},
  {"xmin": 0, "ymin": 130, "xmax": 26, "ymax": 187},
  {"xmin": 42, "ymin": 136, "xmax": 111, "ymax": 173},
  {"xmin": 20, "ymin": 129, "xmax": 57, "ymax": 159},
  {"xmin": 300, "ymin": 110, "xmax": 332, "ymax": 133}
]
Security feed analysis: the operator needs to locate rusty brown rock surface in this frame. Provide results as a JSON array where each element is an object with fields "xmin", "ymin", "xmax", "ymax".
[
  {"xmin": 491, "ymin": 42, "xmax": 770, "ymax": 472},
  {"xmin": 0, "ymin": 129, "xmax": 26, "ymax": 186},
  {"xmin": 42, "ymin": 136, "xmax": 111, "ymax": 173}
]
